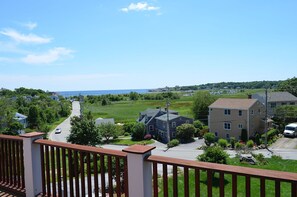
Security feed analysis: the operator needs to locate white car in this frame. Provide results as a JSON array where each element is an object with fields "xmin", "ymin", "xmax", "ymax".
[
  {"xmin": 283, "ymin": 123, "xmax": 297, "ymax": 138},
  {"xmin": 55, "ymin": 128, "xmax": 62, "ymax": 134}
]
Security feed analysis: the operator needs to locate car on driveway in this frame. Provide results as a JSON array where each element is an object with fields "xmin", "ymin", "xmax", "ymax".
[
  {"xmin": 55, "ymin": 128, "xmax": 62, "ymax": 134},
  {"xmin": 283, "ymin": 123, "xmax": 297, "ymax": 138}
]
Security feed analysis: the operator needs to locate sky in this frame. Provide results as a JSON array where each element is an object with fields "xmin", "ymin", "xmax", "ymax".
[{"xmin": 0, "ymin": 1, "xmax": 296, "ymax": 91}]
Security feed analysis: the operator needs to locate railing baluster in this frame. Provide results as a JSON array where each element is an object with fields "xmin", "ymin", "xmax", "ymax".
[
  {"xmin": 68, "ymin": 149, "xmax": 74, "ymax": 197},
  {"xmin": 232, "ymin": 174, "xmax": 237, "ymax": 197},
  {"xmin": 219, "ymin": 172, "xmax": 224, "ymax": 197},
  {"xmin": 184, "ymin": 167, "xmax": 189, "ymax": 197},
  {"xmin": 45, "ymin": 145, "xmax": 51, "ymax": 196},
  {"xmin": 80, "ymin": 152, "xmax": 85, "ymax": 196},
  {"xmin": 173, "ymin": 165, "xmax": 178, "ymax": 197},
  {"xmin": 40, "ymin": 145, "xmax": 45, "ymax": 195},
  {"xmin": 94, "ymin": 154, "xmax": 99, "ymax": 197},
  {"xmin": 153, "ymin": 162, "xmax": 158, "ymax": 197},
  {"xmin": 51, "ymin": 146, "xmax": 56, "ymax": 196},
  {"xmin": 0, "ymin": 139, "xmax": 3, "ymax": 183},
  {"xmin": 62, "ymin": 148, "xmax": 68, "ymax": 197},
  {"xmin": 9, "ymin": 140, "xmax": 13, "ymax": 185},
  {"xmin": 163, "ymin": 164, "xmax": 168, "ymax": 197},
  {"xmin": 115, "ymin": 157, "xmax": 121, "ymax": 197},
  {"xmin": 12, "ymin": 141, "xmax": 16, "ymax": 186},
  {"xmin": 87, "ymin": 153, "xmax": 92, "ymax": 197},
  {"xmin": 56, "ymin": 147, "xmax": 62, "ymax": 197},
  {"xmin": 17, "ymin": 141, "xmax": 21, "ymax": 188},
  {"xmin": 20, "ymin": 140, "xmax": 25, "ymax": 189},
  {"xmin": 108, "ymin": 156, "xmax": 113, "ymax": 196},
  {"xmin": 260, "ymin": 177, "xmax": 265, "ymax": 197},
  {"xmin": 245, "ymin": 176, "xmax": 251, "ymax": 197},
  {"xmin": 100, "ymin": 155, "xmax": 106, "ymax": 197},
  {"xmin": 207, "ymin": 170, "xmax": 212, "ymax": 197},
  {"xmin": 195, "ymin": 169, "xmax": 200, "ymax": 197},
  {"xmin": 4, "ymin": 140, "xmax": 7, "ymax": 184},
  {"xmin": 74, "ymin": 150, "xmax": 80, "ymax": 197},
  {"xmin": 275, "ymin": 180, "xmax": 280, "ymax": 197},
  {"xmin": 292, "ymin": 182, "xmax": 296, "ymax": 197}
]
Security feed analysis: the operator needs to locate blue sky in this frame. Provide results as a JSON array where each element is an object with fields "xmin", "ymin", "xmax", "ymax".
[{"xmin": 0, "ymin": 1, "xmax": 296, "ymax": 91}]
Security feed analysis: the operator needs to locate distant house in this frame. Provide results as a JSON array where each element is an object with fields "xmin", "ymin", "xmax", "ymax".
[
  {"xmin": 14, "ymin": 112, "xmax": 28, "ymax": 129},
  {"xmin": 137, "ymin": 108, "xmax": 193, "ymax": 143},
  {"xmin": 208, "ymin": 98, "xmax": 265, "ymax": 140},
  {"xmin": 50, "ymin": 95, "xmax": 60, "ymax": 101},
  {"xmin": 252, "ymin": 92, "xmax": 297, "ymax": 117},
  {"xmin": 95, "ymin": 118, "xmax": 115, "ymax": 126}
]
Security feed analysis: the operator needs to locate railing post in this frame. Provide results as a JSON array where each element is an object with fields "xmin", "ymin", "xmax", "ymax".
[
  {"xmin": 21, "ymin": 132, "xmax": 44, "ymax": 197},
  {"xmin": 123, "ymin": 145, "xmax": 156, "ymax": 197}
]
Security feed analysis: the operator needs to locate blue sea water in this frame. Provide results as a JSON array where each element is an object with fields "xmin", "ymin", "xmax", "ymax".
[{"xmin": 57, "ymin": 89, "xmax": 149, "ymax": 97}]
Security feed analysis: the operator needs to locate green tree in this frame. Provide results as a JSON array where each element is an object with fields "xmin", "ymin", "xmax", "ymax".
[
  {"xmin": 129, "ymin": 92, "xmax": 139, "ymax": 101},
  {"xmin": 192, "ymin": 91, "xmax": 215, "ymax": 123},
  {"xmin": 123, "ymin": 122, "xmax": 136, "ymax": 134},
  {"xmin": 218, "ymin": 138, "xmax": 228, "ymax": 148},
  {"xmin": 278, "ymin": 77, "xmax": 297, "ymax": 97},
  {"xmin": 98, "ymin": 122, "xmax": 119, "ymax": 143},
  {"xmin": 27, "ymin": 105, "xmax": 41, "ymax": 129},
  {"xmin": 176, "ymin": 123, "xmax": 195, "ymax": 143},
  {"xmin": 131, "ymin": 122, "xmax": 145, "ymax": 141},
  {"xmin": 67, "ymin": 116, "xmax": 101, "ymax": 146},
  {"xmin": 203, "ymin": 132, "xmax": 215, "ymax": 146},
  {"xmin": 197, "ymin": 145, "xmax": 229, "ymax": 164}
]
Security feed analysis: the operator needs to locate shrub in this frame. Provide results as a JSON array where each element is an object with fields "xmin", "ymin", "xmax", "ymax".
[
  {"xmin": 203, "ymin": 132, "xmax": 215, "ymax": 146},
  {"xmin": 235, "ymin": 142, "xmax": 244, "ymax": 149},
  {"xmin": 241, "ymin": 129, "xmax": 248, "ymax": 142},
  {"xmin": 176, "ymin": 124, "xmax": 195, "ymax": 143},
  {"xmin": 230, "ymin": 137, "xmax": 236, "ymax": 149},
  {"xmin": 261, "ymin": 129, "xmax": 279, "ymax": 142},
  {"xmin": 218, "ymin": 139, "xmax": 228, "ymax": 148},
  {"xmin": 197, "ymin": 145, "xmax": 229, "ymax": 164},
  {"xmin": 198, "ymin": 128, "xmax": 209, "ymax": 138},
  {"xmin": 131, "ymin": 123, "xmax": 145, "ymax": 141},
  {"xmin": 167, "ymin": 139, "xmax": 180, "ymax": 148},
  {"xmin": 124, "ymin": 132, "xmax": 130, "ymax": 136},
  {"xmin": 246, "ymin": 140, "xmax": 254, "ymax": 148}
]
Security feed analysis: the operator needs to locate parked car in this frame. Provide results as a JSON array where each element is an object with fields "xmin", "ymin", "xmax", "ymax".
[
  {"xmin": 239, "ymin": 154, "xmax": 257, "ymax": 165},
  {"xmin": 283, "ymin": 123, "xmax": 297, "ymax": 138},
  {"xmin": 55, "ymin": 128, "xmax": 62, "ymax": 134}
]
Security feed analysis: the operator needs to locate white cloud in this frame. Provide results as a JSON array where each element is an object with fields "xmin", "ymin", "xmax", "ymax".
[
  {"xmin": 0, "ymin": 57, "xmax": 15, "ymax": 63},
  {"xmin": 23, "ymin": 22, "xmax": 37, "ymax": 30},
  {"xmin": 121, "ymin": 2, "xmax": 160, "ymax": 12},
  {"xmin": 22, "ymin": 47, "xmax": 74, "ymax": 64},
  {"xmin": 0, "ymin": 28, "xmax": 51, "ymax": 44}
]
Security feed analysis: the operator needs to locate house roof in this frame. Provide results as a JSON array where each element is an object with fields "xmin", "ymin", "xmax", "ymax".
[
  {"xmin": 140, "ymin": 108, "xmax": 177, "ymax": 117},
  {"xmin": 209, "ymin": 98, "xmax": 258, "ymax": 110},
  {"xmin": 15, "ymin": 112, "xmax": 27, "ymax": 120},
  {"xmin": 252, "ymin": 92, "xmax": 297, "ymax": 103},
  {"xmin": 95, "ymin": 118, "xmax": 115, "ymax": 125},
  {"xmin": 155, "ymin": 114, "xmax": 181, "ymax": 121}
]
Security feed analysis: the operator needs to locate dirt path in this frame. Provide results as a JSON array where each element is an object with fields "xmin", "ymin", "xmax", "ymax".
[{"xmin": 270, "ymin": 137, "xmax": 297, "ymax": 149}]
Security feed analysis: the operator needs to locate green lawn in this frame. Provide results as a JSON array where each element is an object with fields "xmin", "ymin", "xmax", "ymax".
[
  {"xmin": 109, "ymin": 138, "xmax": 155, "ymax": 146},
  {"xmin": 158, "ymin": 157, "xmax": 297, "ymax": 197}
]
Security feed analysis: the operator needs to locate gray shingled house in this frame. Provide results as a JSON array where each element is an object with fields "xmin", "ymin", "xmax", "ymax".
[
  {"xmin": 137, "ymin": 108, "xmax": 193, "ymax": 143},
  {"xmin": 252, "ymin": 92, "xmax": 297, "ymax": 117}
]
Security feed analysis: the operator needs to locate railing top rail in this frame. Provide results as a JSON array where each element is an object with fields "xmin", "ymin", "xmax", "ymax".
[
  {"xmin": 34, "ymin": 139, "xmax": 127, "ymax": 157},
  {"xmin": 0, "ymin": 134, "xmax": 23, "ymax": 141},
  {"xmin": 147, "ymin": 155, "xmax": 297, "ymax": 182}
]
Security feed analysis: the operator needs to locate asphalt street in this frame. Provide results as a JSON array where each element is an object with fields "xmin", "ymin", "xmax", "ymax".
[{"xmin": 49, "ymin": 101, "xmax": 80, "ymax": 142}]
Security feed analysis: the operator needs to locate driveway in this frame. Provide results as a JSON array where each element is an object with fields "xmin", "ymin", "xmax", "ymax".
[
  {"xmin": 49, "ymin": 101, "xmax": 80, "ymax": 142},
  {"xmin": 270, "ymin": 136, "xmax": 297, "ymax": 149}
]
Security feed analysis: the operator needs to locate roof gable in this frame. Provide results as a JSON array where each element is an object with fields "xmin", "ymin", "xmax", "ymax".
[{"xmin": 252, "ymin": 92, "xmax": 297, "ymax": 102}]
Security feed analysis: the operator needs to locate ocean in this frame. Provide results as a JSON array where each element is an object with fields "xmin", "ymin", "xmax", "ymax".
[{"xmin": 56, "ymin": 89, "xmax": 149, "ymax": 97}]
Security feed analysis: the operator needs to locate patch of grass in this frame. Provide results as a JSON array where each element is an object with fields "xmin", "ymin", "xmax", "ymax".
[
  {"xmin": 110, "ymin": 138, "xmax": 154, "ymax": 146},
  {"xmin": 159, "ymin": 157, "xmax": 297, "ymax": 196}
]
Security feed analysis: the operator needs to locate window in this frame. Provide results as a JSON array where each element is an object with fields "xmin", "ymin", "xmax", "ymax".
[
  {"xmin": 251, "ymin": 110, "xmax": 254, "ymax": 115},
  {"xmin": 215, "ymin": 132, "xmax": 218, "ymax": 137},
  {"xmin": 224, "ymin": 122, "xmax": 231, "ymax": 130},
  {"xmin": 149, "ymin": 125, "xmax": 154, "ymax": 131},
  {"xmin": 224, "ymin": 109, "xmax": 231, "ymax": 115},
  {"xmin": 226, "ymin": 134, "xmax": 230, "ymax": 139},
  {"xmin": 282, "ymin": 102, "xmax": 287, "ymax": 105},
  {"xmin": 186, "ymin": 120, "xmax": 190, "ymax": 123},
  {"xmin": 258, "ymin": 109, "xmax": 261, "ymax": 114},
  {"xmin": 172, "ymin": 122, "xmax": 176, "ymax": 128},
  {"xmin": 238, "ymin": 124, "xmax": 243, "ymax": 129},
  {"xmin": 172, "ymin": 132, "xmax": 176, "ymax": 138},
  {"xmin": 290, "ymin": 102, "xmax": 295, "ymax": 105},
  {"xmin": 238, "ymin": 110, "xmax": 242, "ymax": 116},
  {"xmin": 270, "ymin": 102, "xmax": 276, "ymax": 108}
]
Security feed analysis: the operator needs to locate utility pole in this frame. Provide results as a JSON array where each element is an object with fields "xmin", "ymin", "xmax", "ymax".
[
  {"xmin": 265, "ymin": 88, "xmax": 268, "ymax": 148},
  {"xmin": 166, "ymin": 98, "xmax": 170, "ymax": 143}
]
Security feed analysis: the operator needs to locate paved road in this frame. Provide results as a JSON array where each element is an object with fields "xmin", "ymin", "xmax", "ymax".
[
  {"xmin": 270, "ymin": 136, "xmax": 297, "ymax": 149},
  {"xmin": 49, "ymin": 101, "xmax": 80, "ymax": 142}
]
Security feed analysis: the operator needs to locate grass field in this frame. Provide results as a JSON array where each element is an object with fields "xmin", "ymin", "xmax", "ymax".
[
  {"xmin": 158, "ymin": 156, "xmax": 297, "ymax": 197},
  {"xmin": 83, "ymin": 89, "xmax": 266, "ymax": 123},
  {"xmin": 110, "ymin": 138, "xmax": 154, "ymax": 145}
]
